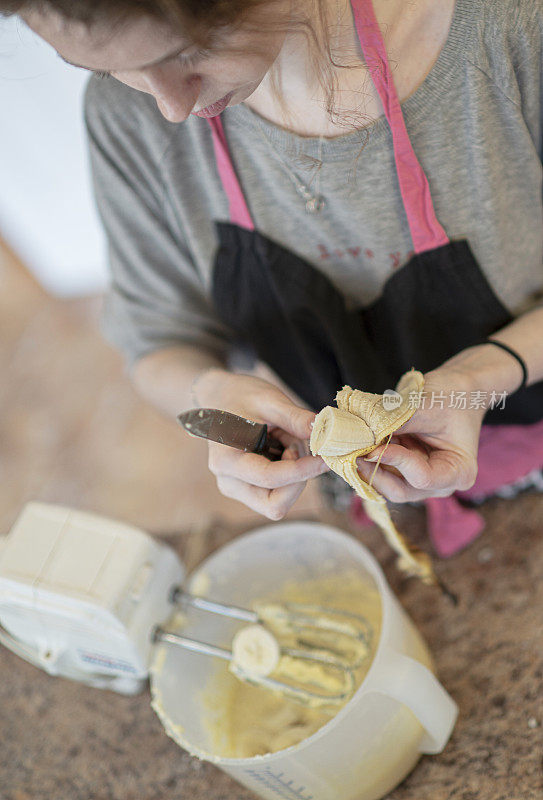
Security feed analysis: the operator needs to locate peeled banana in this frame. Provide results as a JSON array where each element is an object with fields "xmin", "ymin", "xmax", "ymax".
[
  {"xmin": 230, "ymin": 624, "xmax": 281, "ymax": 677},
  {"xmin": 309, "ymin": 408, "xmax": 374, "ymax": 457},
  {"xmin": 310, "ymin": 369, "xmax": 438, "ymax": 587}
]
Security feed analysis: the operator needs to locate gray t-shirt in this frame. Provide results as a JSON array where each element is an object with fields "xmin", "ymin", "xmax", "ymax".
[{"xmin": 83, "ymin": 0, "xmax": 543, "ymax": 375}]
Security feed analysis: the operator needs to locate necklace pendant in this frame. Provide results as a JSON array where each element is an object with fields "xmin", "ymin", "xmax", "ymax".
[{"xmin": 305, "ymin": 196, "xmax": 325, "ymax": 214}]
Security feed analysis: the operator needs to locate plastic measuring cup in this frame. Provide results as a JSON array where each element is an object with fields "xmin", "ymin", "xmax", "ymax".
[{"xmin": 150, "ymin": 521, "xmax": 458, "ymax": 800}]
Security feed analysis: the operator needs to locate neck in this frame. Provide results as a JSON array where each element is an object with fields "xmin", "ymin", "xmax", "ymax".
[
  {"xmin": 276, "ymin": 0, "xmax": 364, "ymax": 96},
  {"xmin": 244, "ymin": 0, "xmax": 406, "ymax": 133}
]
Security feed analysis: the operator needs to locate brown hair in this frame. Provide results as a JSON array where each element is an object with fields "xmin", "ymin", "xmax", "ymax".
[
  {"xmin": 2, "ymin": 0, "xmax": 370, "ymax": 180},
  {"xmin": 0, "ymin": 0, "xmax": 271, "ymax": 31}
]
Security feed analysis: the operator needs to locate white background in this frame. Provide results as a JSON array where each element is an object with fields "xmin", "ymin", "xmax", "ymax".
[{"xmin": 0, "ymin": 16, "xmax": 107, "ymax": 296}]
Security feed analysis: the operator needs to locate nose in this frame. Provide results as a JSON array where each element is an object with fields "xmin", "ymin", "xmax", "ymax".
[{"xmin": 144, "ymin": 67, "xmax": 202, "ymax": 123}]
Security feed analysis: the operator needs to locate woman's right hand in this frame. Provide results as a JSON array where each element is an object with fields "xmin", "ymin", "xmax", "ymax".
[{"xmin": 192, "ymin": 368, "xmax": 329, "ymax": 520}]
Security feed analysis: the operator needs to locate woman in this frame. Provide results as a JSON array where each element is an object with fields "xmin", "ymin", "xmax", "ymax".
[{"xmin": 5, "ymin": 0, "xmax": 543, "ymax": 551}]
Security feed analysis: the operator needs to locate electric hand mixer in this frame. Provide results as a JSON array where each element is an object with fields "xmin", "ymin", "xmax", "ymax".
[{"xmin": 0, "ymin": 503, "xmax": 372, "ymax": 707}]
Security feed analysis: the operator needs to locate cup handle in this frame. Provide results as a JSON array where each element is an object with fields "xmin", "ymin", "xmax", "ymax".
[{"xmin": 363, "ymin": 648, "xmax": 458, "ymax": 754}]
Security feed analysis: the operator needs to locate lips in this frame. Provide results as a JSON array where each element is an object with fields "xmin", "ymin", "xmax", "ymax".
[{"xmin": 192, "ymin": 90, "xmax": 234, "ymax": 117}]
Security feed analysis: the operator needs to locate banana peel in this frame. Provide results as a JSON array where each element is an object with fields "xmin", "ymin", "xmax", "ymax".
[{"xmin": 310, "ymin": 369, "xmax": 444, "ymax": 591}]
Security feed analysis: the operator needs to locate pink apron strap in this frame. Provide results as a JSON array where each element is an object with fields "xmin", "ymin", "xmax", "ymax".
[
  {"xmin": 206, "ymin": 116, "xmax": 255, "ymax": 231},
  {"xmin": 351, "ymin": 0, "xmax": 449, "ymax": 253}
]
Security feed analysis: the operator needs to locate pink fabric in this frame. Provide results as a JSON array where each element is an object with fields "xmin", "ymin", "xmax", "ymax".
[
  {"xmin": 206, "ymin": 116, "xmax": 254, "ymax": 230},
  {"xmin": 350, "ymin": 420, "xmax": 543, "ymax": 557},
  {"xmin": 350, "ymin": 0, "xmax": 449, "ymax": 254}
]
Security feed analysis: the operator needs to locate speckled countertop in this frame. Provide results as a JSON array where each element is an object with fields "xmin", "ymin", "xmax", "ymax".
[{"xmin": 1, "ymin": 494, "xmax": 542, "ymax": 800}]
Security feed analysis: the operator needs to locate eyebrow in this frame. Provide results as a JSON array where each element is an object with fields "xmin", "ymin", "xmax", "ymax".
[{"xmin": 57, "ymin": 43, "xmax": 191, "ymax": 71}]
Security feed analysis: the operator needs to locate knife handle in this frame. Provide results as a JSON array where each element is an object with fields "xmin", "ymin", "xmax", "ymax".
[{"xmin": 255, "ymin": 427, "xmax": 285, "ymax": 461}]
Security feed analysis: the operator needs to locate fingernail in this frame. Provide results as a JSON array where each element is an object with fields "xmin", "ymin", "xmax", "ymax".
[{"xmin": 363, "ymin": 454, "xmax": 378, "ymax": 461}]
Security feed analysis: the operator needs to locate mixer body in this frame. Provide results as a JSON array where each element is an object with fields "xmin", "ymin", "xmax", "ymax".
[{"xmin": 0, "ymin": 502, "xmax": 184, "ymax": 693}]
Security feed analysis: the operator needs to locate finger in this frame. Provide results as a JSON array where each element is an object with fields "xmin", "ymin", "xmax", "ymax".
[
  {"xmin": 361, "ymin": 442, "xmax": 460, "ymax": 492},
  {"xmin": 271, "ymin": 428, "xmax": 307, "ymax": 455},
  {"xmin": 216, "ymin": 474, "xmax": 307, "ymax": 520},
  {"xmin": 360, "ymin": 445, "xmax": 477, "ymax": 499},
  {"xmin": 355, "ymin": 459, "xmax": 454, "ymax": 503},
  {"xmin": 361, "ymin": 443, "xmax": 433, "ymax": 489},
  {"xmin": 363, "ymin": 434, "xmax": 431, "ymax": 465},
  {"xmin": 392, "ymin": 433, "xmax": 433, "ymax": 457},
  {"xmin": 210, "ymin": 448, "xmax": 328, "ymax": 489},
  {"xmin": 281, "ymin": 443, "xmax": 300, "ymax": 461},
  {"xmin": 259, "ymin": 396, "xmax": 317, "ymax": 441},
  {"xmin": 272, "ymin": 429, "xmax": 297, "ymax": 447}
]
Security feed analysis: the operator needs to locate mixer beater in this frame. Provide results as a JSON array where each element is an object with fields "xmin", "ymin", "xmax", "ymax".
[{"xmin": 153, "ymin": 588, "xmax": 374, "ymax": 708}]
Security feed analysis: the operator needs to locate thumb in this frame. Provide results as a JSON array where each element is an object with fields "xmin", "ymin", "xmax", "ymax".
[{"xmin": 263, "ymin": 399, "xmax": 317, "ymax": 441}]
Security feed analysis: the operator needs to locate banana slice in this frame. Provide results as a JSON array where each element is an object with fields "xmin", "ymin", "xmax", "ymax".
[
  {"xmin": 309, "ymin": 407, "xmax": 374, "ymax": 457},
  {"xmin": 310, "ymin": 368, "xmax": 437, "ymax": 587},
  {"xmin": 230, "ymin": 624, "xmax": 281, "ymax": 677}
]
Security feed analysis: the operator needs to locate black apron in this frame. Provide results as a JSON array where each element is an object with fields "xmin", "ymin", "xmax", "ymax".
[{"xmin": 206, "ymin": 0, "xmax": 543, "ymax": 426}]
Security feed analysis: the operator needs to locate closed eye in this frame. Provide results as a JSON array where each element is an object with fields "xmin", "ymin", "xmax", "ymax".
[
  {"xmin": 93, "ymin": 48, "xmax": 210, "ymax": 79},
  {"xmin": 178, "ymin": 48, "xmax": 211, "ymax": 68}
]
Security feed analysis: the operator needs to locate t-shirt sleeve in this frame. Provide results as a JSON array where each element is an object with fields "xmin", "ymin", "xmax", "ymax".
[
  {"xmin": 482, "ymin": 0, "xmax": 543, "ymax": 160},
  {"xmin": 83, "ymin": 76, "xmax": 233, "ymax": 375},
  {"xmin": 510, "ymin": 0, "xmax": 543, "ymax": 162}
]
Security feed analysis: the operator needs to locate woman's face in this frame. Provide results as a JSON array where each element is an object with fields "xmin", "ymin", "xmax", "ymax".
[{"xmin": 20, "ymin": 2, "xmax": 292, "ymax": 122}]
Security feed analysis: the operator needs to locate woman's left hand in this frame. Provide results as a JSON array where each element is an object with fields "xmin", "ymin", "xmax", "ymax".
[{"xmin": 355, "ymin": 364, "xmax": 489, "ymax": 503}]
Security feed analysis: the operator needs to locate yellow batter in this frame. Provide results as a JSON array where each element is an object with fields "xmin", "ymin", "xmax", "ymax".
[{"xmin": 200, "ymin": 571, "xmax": 382, "ymax": 758}]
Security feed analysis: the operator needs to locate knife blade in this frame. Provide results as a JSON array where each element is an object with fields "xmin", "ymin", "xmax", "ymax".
[{"xmin": 177, "ymin": 409, "xmax": 285, "ymax": 461}]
